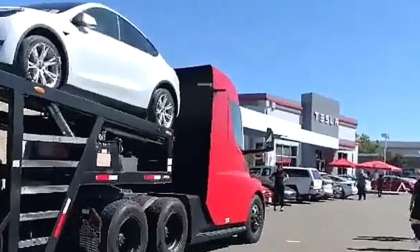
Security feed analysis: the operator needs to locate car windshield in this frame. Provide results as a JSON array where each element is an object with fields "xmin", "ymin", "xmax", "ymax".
[
  {"xmin": 24, "ymin": 2, "xmax": 81, "ymax": 13},
  {"xmin": 311, "ymin": 170, "xmax": 322, "ymax": 180}
]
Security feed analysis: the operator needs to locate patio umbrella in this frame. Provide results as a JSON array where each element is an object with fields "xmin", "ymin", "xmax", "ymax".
[
  {"xmin": 328, "ymin": 158, "xmax": 356, "ymax": 168},
  {"xmin": 387, "ymin": 163, "xmax": 403, "ymax": 173},
  {"xmin": 357, "ymin": 160, "xmax": 393, "ymax": 171}
]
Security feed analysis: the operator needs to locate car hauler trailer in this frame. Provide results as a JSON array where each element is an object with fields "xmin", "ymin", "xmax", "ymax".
[{"xmin": 0, "ymin": 65, "xmax": 272, "ymax": 252}]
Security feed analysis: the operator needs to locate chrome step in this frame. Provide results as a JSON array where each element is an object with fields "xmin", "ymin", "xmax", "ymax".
[
  {"xmin": 21, "ymin": 185, "xmax": 68, "ymax": 195},
  {"xmin": 18, "ymin": 237, "xmax": 49, "ymax": 249},
  {"xmin": 20, "ymin": 210, "xmax": 59, "ymax": 222},
  {"xmin": 23, "ymin": 133, "xmax": 87, "ymax": 144},
  {"xmin": 20, "ymin": 160, "xmax": 79, "ymax": 168}
]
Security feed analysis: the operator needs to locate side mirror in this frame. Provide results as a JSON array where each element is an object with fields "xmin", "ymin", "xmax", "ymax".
[
  {"xmin": 73, "ymin": 13, "xmax": 97, "ymax": 29},
  {"xmin": 242, "ymin": 128, "xmax": 274, "ymax": 154}
]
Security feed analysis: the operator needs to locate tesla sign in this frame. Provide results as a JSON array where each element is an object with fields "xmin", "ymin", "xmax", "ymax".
[{"xmin": 314, "ymin": 112, "xmax": 339, "ymax": 127}]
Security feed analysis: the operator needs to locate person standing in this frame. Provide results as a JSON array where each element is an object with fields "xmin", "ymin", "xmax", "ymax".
[
  {"xmin": 377, "ymin": 174, "xmax": 384, "ymax": 197},
  {"xmin": 356, "ymin": 172, "xmax": 366, "ymax": 200},
  {"xmin": 410, "ymin": 178, "xmax": 420, "ymax": 241},
  {"xmin": 271, "ymin": 165, "xmax": 286, "ymax": 212}
]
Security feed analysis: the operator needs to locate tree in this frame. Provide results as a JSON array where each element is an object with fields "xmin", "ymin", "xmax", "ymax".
[
  {"xmin": 357, "ymin": 133, "xmax": 379, "ymax": 154},
  {"xmin": 388, "ymin": 153, "xmax": 406, "ymax": 168}
]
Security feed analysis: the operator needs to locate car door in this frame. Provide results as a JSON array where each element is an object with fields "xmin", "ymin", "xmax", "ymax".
[
  {"xmin": 69, "ymin": 7, "xmax": 129, "ymax": 103},
  {"xmin": 117, "ymin": 16, "xmax": 162, "ymax": 109}
]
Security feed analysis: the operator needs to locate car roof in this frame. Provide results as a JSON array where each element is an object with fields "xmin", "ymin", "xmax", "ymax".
[{"xmin": 284, "ymin": 166, "xmax": 317, "ymax": 171}]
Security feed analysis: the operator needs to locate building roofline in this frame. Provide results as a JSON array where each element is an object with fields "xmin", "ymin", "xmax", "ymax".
[
  {"xmin": 339, "ymin": 115, "xmax": 358, "ymax": 126},
  {"xmin": 239, "ymin": 93, "xmax": 303, "ymax": 111}
]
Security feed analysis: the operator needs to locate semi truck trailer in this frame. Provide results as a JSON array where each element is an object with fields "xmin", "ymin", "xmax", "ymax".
[{"xmin": 0, "ymin": 65, "xmax": 273, "ymax": 252}]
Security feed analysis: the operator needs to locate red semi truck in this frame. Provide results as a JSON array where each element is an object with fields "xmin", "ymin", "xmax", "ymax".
[{"xmin": 0, "ymin": 65, "xmax": 273, "ymax": 252}]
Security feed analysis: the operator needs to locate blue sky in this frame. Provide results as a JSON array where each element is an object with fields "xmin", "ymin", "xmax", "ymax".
[{"xmin": 5, "ymin": 0, "xmax": 420, "ymax": 141}]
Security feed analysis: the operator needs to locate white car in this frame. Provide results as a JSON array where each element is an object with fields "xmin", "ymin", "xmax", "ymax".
[
  {"xmin": 284, "ymin": 167, "xmax": 323, "ymax": 201},
  {"xmin": 0, "ymin": 2, "xmax": 180, "ymax": 128},
  {"xmin": 325, "ymin": 174, "xmax": 358, "ymax": 199}
]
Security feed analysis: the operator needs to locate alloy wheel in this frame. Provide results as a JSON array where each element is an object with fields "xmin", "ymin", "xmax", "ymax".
[
  {"xmin": 155, "ymin": 93, "xmax": 175, "ymax": 128},
  {"xmin": 27, "ymin": 42, "xmax": 61, "ymax": 88}
]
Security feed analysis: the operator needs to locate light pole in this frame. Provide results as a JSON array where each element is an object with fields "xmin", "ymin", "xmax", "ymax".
[{"xmin": 381, "ymin": 133, "xmax": 389, "ymax": 162}]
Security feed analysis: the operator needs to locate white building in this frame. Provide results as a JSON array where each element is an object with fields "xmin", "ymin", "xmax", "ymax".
[{"xmin": 240, "ymin": 93, "xmax": 358, "ymax": 176}]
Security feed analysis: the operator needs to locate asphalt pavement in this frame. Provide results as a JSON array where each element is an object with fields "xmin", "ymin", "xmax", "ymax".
[{"xmin": 191, "ymin": 194, "xmax": 420, "ymax": 252}]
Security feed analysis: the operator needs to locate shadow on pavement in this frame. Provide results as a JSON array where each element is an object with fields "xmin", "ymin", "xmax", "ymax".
[
  {"xmin": 353, "ymin": 236, "xmax": 413, "ymax": 242},
  {"xmin": 348, "ymin": 236, "xmax": 419, "ymax": 252},
  {"xmin": 347, "ymin": 248, "xmax": 419, "ymax": 252}
]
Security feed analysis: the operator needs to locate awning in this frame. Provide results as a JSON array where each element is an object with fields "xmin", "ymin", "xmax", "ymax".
[
  {"xmin": 357, "ymin": 161, "xmax": 402, "ymax": 172},
  {"xmin": 241, "ymin": 107, "xmax": 339, "ymax": 149},
  {"xmin": 328, "ymin": 158, "xmax": 356, "ymax": 168}
]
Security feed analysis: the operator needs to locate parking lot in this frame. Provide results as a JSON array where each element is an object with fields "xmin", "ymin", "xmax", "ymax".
[{"xmin": 192, "ymin": 194, "xmax": 418, "ymax": 252}]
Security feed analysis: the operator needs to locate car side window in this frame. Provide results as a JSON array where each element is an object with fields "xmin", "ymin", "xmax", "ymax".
[
  {"xmin": 118, "ymin": 16, "xmax": 158, "ymax": 56},
  {"xmin": 84, "ymin": 8, "xmax": 119, "ymax": 40}
]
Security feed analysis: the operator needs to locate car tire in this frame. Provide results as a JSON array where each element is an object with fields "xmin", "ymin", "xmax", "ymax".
[
  {"xmin": 101, "ymin": 199, "xmax": 148, "ymax": 252},
  {"xmin": 240, "ymin": 196, "xmax": 265, "ymax": 244},
  {"xmin": 145, "ymin": 197, "xmax": 188, "ymax": 252},
  {"xmin": 148, "ymin": 88, "xmax": 176, "ymax": 128},
  {"xmin": 16, "ymin": 35, "xmax": 63, "ymax": 88}
]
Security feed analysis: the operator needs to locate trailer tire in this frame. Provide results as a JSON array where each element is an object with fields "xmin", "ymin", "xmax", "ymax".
[
  {"xmin": 240, "ymin": 195, "xmax": 265, "ymax": 244},
  {"xmin": 101, "ymin": 199, "xmax": 148, "ymax": 252},
  {"xmin": 146, "ymin": 197, "xmax": 188, "ymax": 252}
]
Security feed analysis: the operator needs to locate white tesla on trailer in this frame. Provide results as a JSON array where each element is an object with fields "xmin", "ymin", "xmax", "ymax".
[{"xmin": 0, "ymin": 2, "xmax": 180, "ymax": 128}]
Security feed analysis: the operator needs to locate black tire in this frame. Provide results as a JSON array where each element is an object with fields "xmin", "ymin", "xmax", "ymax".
[
  {"xmin": 101, "ymin": 199, "xmax": 148, "ymax": 252},
  {"xmin": 145, "ymin": 197, "xmax": 188, "ymax": 252},
  {"xmin": 148, "ymin": 88, "xmax": 176, "ymax": 128},
  {"xmin": 16, "ymin": 35, "xmax": 63, "ymax": 88},
  {"xmin": 341, "ymin": 190, "xmax": 346, "ymax": 199},
  {"xmin": 240, "ymin": 196, "xmax": 265, "ymax": 244}
]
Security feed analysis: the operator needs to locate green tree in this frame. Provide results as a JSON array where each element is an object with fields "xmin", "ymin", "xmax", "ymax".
[
  {"xmin": 357, "ymin": 133, "xmax": 379, "ymax": 154},
  {"xmin": 388, "ymin": 153, "xmax": 406, "ymax": 168}
]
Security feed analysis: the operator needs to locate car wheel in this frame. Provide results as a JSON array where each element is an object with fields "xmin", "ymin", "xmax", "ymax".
[
  {"xmin": 148, "ymin": 88, "xmax": 176, "ymax": 128},
  {"xmin": 240, "ymin": 196, "xmax": 265, "ymax": 244},
  {"xmin": 16, "ymin": 35, "xmax": 63, "ymax": 88}
]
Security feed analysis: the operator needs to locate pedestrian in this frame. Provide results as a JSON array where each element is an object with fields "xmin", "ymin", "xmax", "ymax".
[
  {"xmin": 356, "ymin": 172, "xmax": 366, "ymax": 200},
  {"xmin": 409, "ymin": 178, "xmax": 420, "ymax": 241},
  {"xmin": 377, "ymin": 174, "xmax": 384, "ymax": 198},
  {"xmin": 271, "ymin": 164, "xmax": 286, "ymax": 212}
]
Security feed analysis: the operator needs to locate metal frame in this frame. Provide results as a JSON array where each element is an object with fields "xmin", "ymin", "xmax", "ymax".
[{"xmin": 0, "ymin": 69, "xmax": 174, "ymax": 252}]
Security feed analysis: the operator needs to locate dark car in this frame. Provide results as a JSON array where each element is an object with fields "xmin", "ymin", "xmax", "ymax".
[
  {"xmin": 250, "ymin": 166, "xmax": 297, "ymax": 201},
  {"xmin": 372, "ymin": 175, "xmax": 416, "ymax": 192}
]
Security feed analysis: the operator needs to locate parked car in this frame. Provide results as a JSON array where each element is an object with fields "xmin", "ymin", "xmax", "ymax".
[
  {"xmin": 250, "ymin": 166, "xmax": 297, "ymax": 202},
  {"xmin": 0, "ymin": 2, "xmax": 180, "ymax": 128},
  {"xmin": 372, "ymin": 175, "xmax": 416, "ymax": 192},
  {"xmin": 283, "ymin": 167, "xmax": 323, "ymax": 201},
  {"xmin": 322, "ymin": 174, "xmax": 357, "ymax": 199},
  {"xmin": 339, "ymin": 174, "xmax": 372, "ymax": 192},
  {"xmin": 320, "ymin": 175, "xmax": 334, "ymax": 199}
]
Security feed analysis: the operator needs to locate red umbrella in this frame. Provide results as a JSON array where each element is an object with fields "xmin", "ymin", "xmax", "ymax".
[
  {"xmin": 387, "ymin": 163, "xmax": 403, "ymax": 173},
  {"xmin": 328, "ymin": 158, "xmax": 356, "ymax": 168},
  {"xmin": 357, "ymin": 160, "xmax": 393, "ymax": 171}
]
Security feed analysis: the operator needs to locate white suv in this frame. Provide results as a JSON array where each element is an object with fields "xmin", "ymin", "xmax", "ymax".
[
  {"xmin": 0, "ymin": 2, "xmax": 180, "ymax": 128},
  {"xmin": 284, "ymin": 167, "xmax": 323, "ymax": 201}
]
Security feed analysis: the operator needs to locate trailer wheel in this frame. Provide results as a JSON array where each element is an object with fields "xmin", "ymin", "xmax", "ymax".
[
  {"xmin": 101, "ymin": 199, "xmax": 148, "ymax": 252},
  {"xmin": 146, "ymin": 197, "xmax": 188, "ymax": 252},
  {"xmin": 240, "ymin": 195, "xmax": 265, "ymax": 244}
]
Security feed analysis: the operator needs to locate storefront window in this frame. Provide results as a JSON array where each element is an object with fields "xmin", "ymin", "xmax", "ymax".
[
  {"xmin": 276, "ymin": 144, "xmax": 297, "ymax": 166},
  {"xmin": 337, "ymin": 153, "xmax": 348, "ymax": 175}
]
